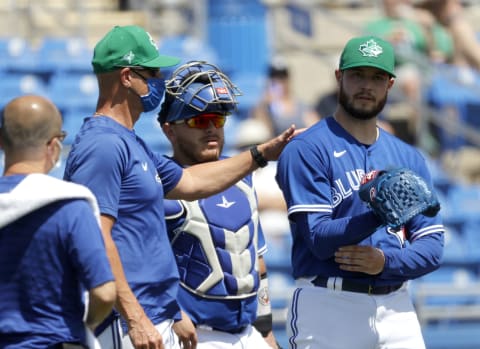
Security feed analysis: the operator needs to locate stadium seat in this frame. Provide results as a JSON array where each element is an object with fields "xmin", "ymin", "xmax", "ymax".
[
  {"xmin": 0, "ymin": 73, "xmax": 49, "ymax": 109},
  {"xmin": 423, "ymin": 322, "xmax": 480, "ymax": 349},
  {"xmin": 61, "ymin": 107, "xmax": 91, "ymax": 145},
  {"xmin": 445, "ymin": 184, "xmax": 480, "ymax": 226},
  {"xmin": 37, "ymin": 36, "xmax": 92, "ymax": 74},
  {"xmin": 134, "ymin": 111, "xmax": 171, "ymax": 154},
  {"xmin": 229, "ymin": 72, "xmax": 267, "ymax": 120},
  {"xmin": 461, "ymin": 222, "xmax": 480, "ymax": 263},
  {"xmin": 0, "ymin": 37, "xmax": 42, "ymax": 75},
  {"xmin": 48, "ymin": 72, "xmax": 98, "ymax": 112},
  {"xmin": 441, "ymin": 225, "xmax": 469, "ymax": 264}
]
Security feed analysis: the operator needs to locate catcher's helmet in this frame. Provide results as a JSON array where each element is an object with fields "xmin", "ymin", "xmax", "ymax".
[{"xmin": 158, "ymin": 61, "xmax": 241, "ymax": 124}]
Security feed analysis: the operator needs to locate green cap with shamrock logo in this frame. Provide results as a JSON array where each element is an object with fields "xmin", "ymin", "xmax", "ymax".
[
  {"xmin": 339, "ymin": 35, "xmax": 396, "ymax": 77},
  {"xmin": 92, "ymin": 25, "xmax": 180, "ymax": 74}
]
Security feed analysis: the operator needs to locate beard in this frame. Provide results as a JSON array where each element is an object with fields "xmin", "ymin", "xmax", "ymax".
[
  {"xmin": 338, "ymin": 85, "xmax": 387, "ymax": 121},
  {"xmin": 176, "ymin": 138, "xmax": 223, "ymax": 165}
]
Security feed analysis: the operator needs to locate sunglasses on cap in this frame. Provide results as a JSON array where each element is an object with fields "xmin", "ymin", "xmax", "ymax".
[{"xmin": 170, "ymin": 113, "xmax": 227, "ymax": 129}]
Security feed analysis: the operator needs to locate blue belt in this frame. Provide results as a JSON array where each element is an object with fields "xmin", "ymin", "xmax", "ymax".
[{"xmin": 312, "ymin": 277, "xmax": 402, "ymax": 295}]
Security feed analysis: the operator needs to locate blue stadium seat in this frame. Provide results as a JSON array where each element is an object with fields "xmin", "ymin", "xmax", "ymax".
[
  {"xmin": 229, "ymin": 72, "xmax": 267, "ymax": 120},
  {"xmin": 461, "ymin": 222, "xmax": 480, "ymax": 263},
  {"xmin": 61, "ymin": 107, "xmax": 91, "ymax": 145},
  {"xmin": 37, "ymin": 37, "xmax": 92, "ymax": 74},
  {"xmin": 206, "ymin": 0, "xmax": 270, "ymax": 76},
  {"xmin": 427, "ymin": 65, "xmax": 480, "ymax": 151},
  {"xmin": 207, "ymin": 17, "xmax": 270, "ymax": 76},
  {"xmin": 0, "ymin": 73, "xmax": 49, "ymax": 109},
  {"xmin": 48, "ymin": 72, "xmax": 98, "ymax": 112},
  {"xmin": 158, "ymin": 35, "xmax": 218, "ymax": 66},
  {"xmin": 134, "ymin": 111, "xmax": 171, "ymax": 154},
  {"xmin": 0, "ymin": 37, "xmax": 42, "ymax": 75},
  {"xmin": 445, "ymin": 184, "xmax": 480, "ymax": 226},
  {"xmin": 423, "ymin": 322, "xmax": 480, "ymax": 349},
  {"xmin": 441, "ymin": 225, "xmax": 469, "ymax": 264}
]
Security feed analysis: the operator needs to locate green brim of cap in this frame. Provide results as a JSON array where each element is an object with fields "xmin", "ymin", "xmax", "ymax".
[{"xmin": 141, "ymin": 54, "xmax": 181, "ymax": 69}]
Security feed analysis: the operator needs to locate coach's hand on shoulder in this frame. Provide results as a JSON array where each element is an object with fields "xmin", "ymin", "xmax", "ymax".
[{"xmin": 256, "ymin": 125, "xmax": 303, "ymax": 162}]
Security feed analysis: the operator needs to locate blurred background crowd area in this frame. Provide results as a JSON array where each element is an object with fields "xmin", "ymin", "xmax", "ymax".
[{"xmin": 1, "ymin": 0, "xmax": 480, "ymax": 347}]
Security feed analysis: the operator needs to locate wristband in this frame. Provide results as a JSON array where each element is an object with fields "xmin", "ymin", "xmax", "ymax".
[
  {"xmin": 253, "ymin": 273, "xmax": 272, "ymax": 336},
  {"xmin": 250, "ymin": 146, "xmax": 268, "ymax": 168}
]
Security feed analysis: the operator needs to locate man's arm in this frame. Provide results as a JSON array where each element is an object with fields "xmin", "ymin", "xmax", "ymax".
[
  {"xmin": 172, "ymin": 310, "xmax": 197, "ymax": 349},
  {"xmin": 85, "ymin": 281, "xmax": 116, "ymax": 330},
  {"xmin": 99, "ymin": 215, "xmax": 165, "ymax": 349},
  {"xmin": 166, "ymin": 125, "xmax": 297, "ymax": 201},
  {"xmin": 254, "ymin": 256, "xmax": 279, "ymax": 349}
]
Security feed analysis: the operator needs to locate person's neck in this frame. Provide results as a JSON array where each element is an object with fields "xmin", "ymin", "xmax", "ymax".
[
  {"xmin": 3, "ymin": 161, "xmax": 47, "ymax": 176},
  {"xmin": 333, "ymin": 112, "xmax": 379, "ymax": 145},
  {"xmin": 94, "ymin": 106, "xmax": 138, "ymax": 130}
]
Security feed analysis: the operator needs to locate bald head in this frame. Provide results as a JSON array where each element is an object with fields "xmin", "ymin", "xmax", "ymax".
[{"xmin": 1, "ymin": 95, "xmax": 62, "ymax": 151}]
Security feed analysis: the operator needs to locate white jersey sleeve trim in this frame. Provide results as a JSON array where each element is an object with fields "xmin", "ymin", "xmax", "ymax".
[
  {"xmin": 288, "ymin": 204, "xmax": 332, "ymax": 216},
  {"xmin": 410, "ymin": 224, "xmax": 445, "ymax": 241}
]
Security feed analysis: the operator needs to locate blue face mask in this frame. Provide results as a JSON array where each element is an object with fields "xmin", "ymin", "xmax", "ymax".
[{"xmin": 140, "ymin": 77, "xmax": 166, "ymax": 112}]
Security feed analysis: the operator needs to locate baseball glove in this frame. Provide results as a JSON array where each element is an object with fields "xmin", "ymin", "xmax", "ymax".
[{"xmin": 359, "ymin": 168, "xmax": 441, "ymax": 229}]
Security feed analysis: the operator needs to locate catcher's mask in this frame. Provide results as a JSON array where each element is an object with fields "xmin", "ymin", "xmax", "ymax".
[{"xmin": 157, "ymin": 61, "xmax": 241, "ymax": 125}]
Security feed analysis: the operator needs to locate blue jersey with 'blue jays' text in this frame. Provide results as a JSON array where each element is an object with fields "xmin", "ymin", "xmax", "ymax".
[
  {"xmin": 163, "ymin": 162, "xmax": 266, "ymax": 332},
  {"xmin": 64, "ymin": 116, "xmax": 184, "ymax": 330},
  {"xmin": 0, "ymin": 175, "xmax": 113, "ymax": 348},
  {"xmin": 276, "ymin": 116, "xmax": 444, "ymax": 285}
]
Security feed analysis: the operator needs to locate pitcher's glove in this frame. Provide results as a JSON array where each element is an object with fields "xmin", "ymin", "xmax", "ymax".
[{"xmin": 359, "ymin": 168, "xmax": 441, "ymax": 229}]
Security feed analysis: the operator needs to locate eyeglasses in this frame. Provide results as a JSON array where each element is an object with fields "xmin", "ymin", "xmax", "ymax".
[
  {"xmin": 47, "ymin": 130, "xmax": 67, "ymax": 145},
  {"xmin": 130, "ymin": 68, "xmax": 161, "ymax": 80},
  {"xmin": 171, "ymin": 114, "xmax": 227, "ymax": 129}
]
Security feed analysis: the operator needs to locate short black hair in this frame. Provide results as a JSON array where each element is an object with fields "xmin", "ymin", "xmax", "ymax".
[{"xmin": 268, "ymin": 63, "xmax": 289, "ymax": 79}]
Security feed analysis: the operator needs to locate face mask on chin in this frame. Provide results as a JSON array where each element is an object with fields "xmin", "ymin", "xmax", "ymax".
[
  {"xmin": 140, "ymin": 78, "xmax": 166, "ymax": 113},
  {"xmin": 51, "ymin": 138, "xmax": 63, "ymax": 170}
]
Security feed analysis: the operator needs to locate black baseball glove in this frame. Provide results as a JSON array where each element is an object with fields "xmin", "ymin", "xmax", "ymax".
[{"xmin": 359, "ymin": 168, "xmax": 441, "ymax": 229}]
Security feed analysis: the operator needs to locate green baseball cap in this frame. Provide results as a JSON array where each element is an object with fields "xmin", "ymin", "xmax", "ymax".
[
  {"xmin": 339, "ymin": 36, "xmax": 396, "ymax": 77},
  {"xmin": 92, "ymin": 25, "xmax": 181, "ymax": 74}
]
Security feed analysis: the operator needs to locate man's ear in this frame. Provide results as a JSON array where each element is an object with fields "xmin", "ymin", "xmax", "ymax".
[
  {"xmin": 161, "ymin": 123, "xmax": 175, "ymax": 141},
  {"xmin": 120, "ymin": 67, "xmax": 133, "ymax": 88}
]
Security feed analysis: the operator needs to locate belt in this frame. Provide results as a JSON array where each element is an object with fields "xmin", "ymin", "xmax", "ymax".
[
  {"xmin": 195, "ymin": 324, "xmax": 246, "ymax": 335},
  {"xmin": 312, "ymin": 276, "xmax": 403, "ymax": 295},
  {"xmin": 48, "ymin": 344, "xmax": 86, "ymax": 349}
]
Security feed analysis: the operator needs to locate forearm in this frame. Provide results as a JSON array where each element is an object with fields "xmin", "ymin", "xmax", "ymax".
[
  {"xmin": 174, "ymin": 150, "xmax": 258, "ymax": 200},
  {"xmin": 253, "ymin": 258, "xmax": 273, "ymax": 338},
  {"xmin": 100, "ymin": 215, "xmax": 149, "ymax": 328},
  {"xmin": 297, "ymin": 211, "xmax": 382, "ymax": 259},
  {"xmin": 381, "ymin": 232, "xmax": 444, "ymax": 280},
  {"xmin": 85, "ymin": 281, "xmax": 116, "ymax": 329},
  {"xmin": 107, "ymin": 240, "xmax": 148, "ymax": 328}
]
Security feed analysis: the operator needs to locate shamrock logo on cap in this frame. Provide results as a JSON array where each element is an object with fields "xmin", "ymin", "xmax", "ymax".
[
  {"xmin": 358, "ymin": 39, "xmax": 383, "ymax": 58},
  {"xmin": 123, "ymin": 51, "xmax": 135, "ymax": 65}
]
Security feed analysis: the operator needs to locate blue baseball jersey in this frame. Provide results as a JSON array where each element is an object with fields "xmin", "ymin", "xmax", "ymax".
[
  {"xmin": 0, "ymin": 174, "xmax": 113, "ymax": 348},
  {"xmin": 163, "ymin": 161, "xmax": 266, "ymax": 331},
  {"xmin": 276, "ymin": 116, "xmax": 444, "ymax": 284},
  {"xmin": 64, "ymin": 116, "xmax": 184, "ymax": 330}
]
